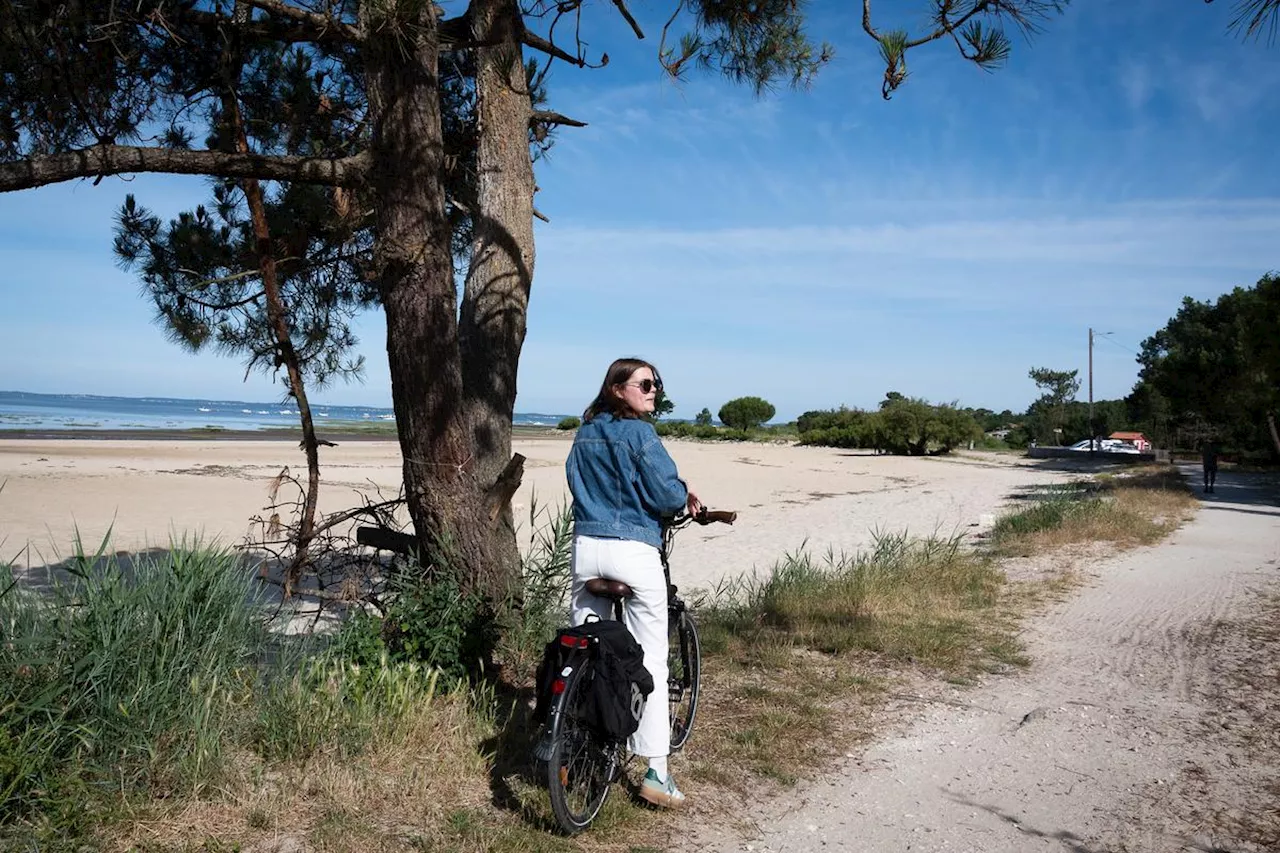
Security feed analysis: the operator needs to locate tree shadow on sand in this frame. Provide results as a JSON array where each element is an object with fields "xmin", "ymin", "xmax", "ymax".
[
  {"xmin": 5, "ymin": 539, "xmax": 401, "ymax": 639},
  {"xmin": 943, "ymin": 790, "xmax": 1254, "ymax": 853}
]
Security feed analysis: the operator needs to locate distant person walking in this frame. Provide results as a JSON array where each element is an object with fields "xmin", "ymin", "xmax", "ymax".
[{"xmin": 1201, "ymin": 441, "xmax": 1219, "ymax": 494}]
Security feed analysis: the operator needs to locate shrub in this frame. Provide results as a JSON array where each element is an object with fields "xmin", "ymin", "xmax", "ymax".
[
  {"xmin": 718, "ymin": 396, "xmax": 776, "ymax": 431},
  {"xmin": 796, "ymin": 407, "xmax": 868, "ymax": 435},
  {"xmin": 798, "ymin": 426, "xmax": 864, "ymax": 449},
  {"xmin": 655, "ymin": 422, "xmax": 752, "ymax": 441},
  {"xmin": 556, "ymin": 416, "xmax": 580, "ymax": 430},
  {"xmin": 800, "ymin": 399, "xmax": 980, "ymax": 454},
  {"xmin": 331, "ymin": 566, "xmax": 485, "ymax": 682}
]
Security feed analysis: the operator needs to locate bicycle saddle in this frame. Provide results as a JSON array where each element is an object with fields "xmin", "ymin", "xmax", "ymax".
[{"xmin": 585, "ymin": 578, "xmax": 634, "ymax": 600}]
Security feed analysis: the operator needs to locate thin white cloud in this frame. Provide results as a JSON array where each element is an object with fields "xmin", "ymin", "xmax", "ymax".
[{"xmin": 1120, "ymin": 61, "xmax": 1154, "ymax": 111}]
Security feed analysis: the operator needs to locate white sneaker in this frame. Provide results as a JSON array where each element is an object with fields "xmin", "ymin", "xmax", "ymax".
[{"xmin": 639, "ymin": 768, "xmax": 686, "ymax": 809}]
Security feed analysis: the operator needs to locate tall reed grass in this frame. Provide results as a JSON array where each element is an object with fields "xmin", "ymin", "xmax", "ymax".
[
  {"xmin": 495, "ymin": 500, "xmax": 573, "ymax": 685},
  {"xmin": 0, "ymin": 538, "xmax": 266, "ymax": 840}
]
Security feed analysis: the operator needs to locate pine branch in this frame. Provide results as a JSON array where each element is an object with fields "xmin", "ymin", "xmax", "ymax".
[
  {"xmin": 0, "ymin": 145, "xmax": 370, "ymax": 193},
  {"xmin": 863, "ymin": 0, "xmax": 1064, "ymax": 98},
  {"xmin": 521, "ymin": 27, "xmax": 589, "ymax": 66},
  {"xmin": 530, "ymin": 110, "xmax": 587, "ymax": 128},
  {"xmin": 241, "ymin": 0, "xmax": 361, "ymax": 42},
  {"xmin": 610, "ymin": 0, "xmax": 645, "ymax": 40},
  {"xmin": 166, "ymin": 5, "xmax": 360, "ymax": 46}
]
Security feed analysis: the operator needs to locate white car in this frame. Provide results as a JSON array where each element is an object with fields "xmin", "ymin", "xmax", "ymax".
[{"xmin": 1068, "ymin": 439, "xmax": 1139, "ymax": 453}]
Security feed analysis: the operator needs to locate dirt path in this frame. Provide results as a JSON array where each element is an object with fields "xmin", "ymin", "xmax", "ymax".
[{"xmin": 688, "ymin": 466, "xmax": 1280, "ymax": 853}]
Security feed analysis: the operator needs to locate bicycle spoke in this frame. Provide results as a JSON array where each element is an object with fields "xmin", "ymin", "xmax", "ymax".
[{"xmin": 547, "ymin": 666, "xmax": 614, "ymax": 833}]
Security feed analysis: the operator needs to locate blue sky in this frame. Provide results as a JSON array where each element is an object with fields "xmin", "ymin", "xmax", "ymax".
[{"xmin": 1, "ymin": 0, "xmax": 1277, "ymax": 420}]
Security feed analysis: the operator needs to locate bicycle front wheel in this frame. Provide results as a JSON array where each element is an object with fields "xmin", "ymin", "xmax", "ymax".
[
  {"xmin": 546, "ymin": 663, "xmax": 616, "ymax": 834},
  {"xmin": 668, "ymin": 610, "xmax": 702, "ymax": 752}
]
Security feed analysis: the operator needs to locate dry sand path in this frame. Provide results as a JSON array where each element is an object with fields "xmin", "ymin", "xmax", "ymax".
[{"xmin": 689, "ymin": 466, "xmax": 1280, "ymax": 853}]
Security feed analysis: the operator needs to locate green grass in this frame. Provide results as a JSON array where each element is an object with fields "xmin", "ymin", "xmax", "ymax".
[
  {"xmin": 688, "ymin": 531, "xmax": 1025, "ymax": 789},
  {"xmin": 703, "ymin": 531, "xmax": 1016, "ymax": 671},
  {"xmin": 990, "ymin": 494, "xmax": 1108, "ymax": 541},
  {"xmin": 987, "ymin": 465, "xmax": 1196, "ymax": 557}
]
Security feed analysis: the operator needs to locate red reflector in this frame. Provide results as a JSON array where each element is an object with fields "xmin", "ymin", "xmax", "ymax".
[
  {"xmin": 552, "ymin": 678, "xmax": 566, "ymax": 695},
  {"xmin": 559, "ymin": 636, "xmax": 590, "ymax": 649}
]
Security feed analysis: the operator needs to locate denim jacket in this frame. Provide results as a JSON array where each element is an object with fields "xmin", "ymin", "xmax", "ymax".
[{"xmin": 566, "ymin": 412, "xmax": 688, "ymax": 549}]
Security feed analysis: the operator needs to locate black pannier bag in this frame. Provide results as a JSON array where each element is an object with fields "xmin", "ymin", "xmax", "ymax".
[{"xmin": 533, "ymin": 616, "xmax": 655, "ymax": 742}]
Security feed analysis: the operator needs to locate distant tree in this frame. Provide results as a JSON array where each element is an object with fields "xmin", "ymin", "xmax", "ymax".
[
  {"xmin": 1135, "ymin": 276, "xmax": 1280, "ymax": 457},
  {"xmin": 796, "ymin": 407, "xmax": 875, "ymax": 448},
  {"xmin": 719, "ymin": 397, "xmax": 776, "ymax": 431},
  {"xmin": 1028, "ymin": 367, "xmax": 1080, "ymax": 444},
  {"xmin": 1125, "ymin": 383, "xmax": 1174, "ymax": 449},
  {"xmin": 879, "ymin": 391, "xmax": 906, "ymax": 409},
  {"xmin": 652, "ymin": 388, "xmax": 676, "ymax": 421},
  {"xmin": 694, "ymin": 408, "xmax": 714, "ymax": 426},
  {"xmin": 930, "ymin": 403, "xmax": 984, "ymax": 452},
  {"xmin": 874, "ymin": 400, "xmax": 922, "ymax": 454}
]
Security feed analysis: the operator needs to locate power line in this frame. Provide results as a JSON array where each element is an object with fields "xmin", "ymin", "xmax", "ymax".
[{"xmin": 1094, "ymin": 334, "xmax": 1141, "ymax": 358}]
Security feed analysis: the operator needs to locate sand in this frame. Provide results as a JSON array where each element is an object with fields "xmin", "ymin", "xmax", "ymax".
[{"xmin": 0, "ymin": 435, "xmax": 1078, "ymax": 589}]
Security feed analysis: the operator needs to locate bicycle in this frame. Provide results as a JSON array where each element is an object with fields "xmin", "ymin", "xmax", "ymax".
[{"xmin": 542, "ymin": 507, "xmax": 737, "ymax": 834}]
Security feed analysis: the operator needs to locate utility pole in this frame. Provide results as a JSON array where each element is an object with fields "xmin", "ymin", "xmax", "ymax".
[{"xmin": 1088, "ymin": 328, "xmax": 1095, "ymax": 453}]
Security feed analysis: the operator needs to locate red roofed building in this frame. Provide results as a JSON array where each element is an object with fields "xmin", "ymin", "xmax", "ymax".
[{"xmin": 1109, "ymin": 431, "xmax": 1152, "ymax": 451}]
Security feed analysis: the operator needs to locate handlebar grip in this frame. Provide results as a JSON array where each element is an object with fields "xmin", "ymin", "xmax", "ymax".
[{"xmin": 699, "ymin": 509, "xmax": 737, "ymax": 525}]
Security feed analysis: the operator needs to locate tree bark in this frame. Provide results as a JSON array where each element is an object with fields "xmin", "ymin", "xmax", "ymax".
[
  {"xmin": 459, "ymin": 0, "xmax": 536, "ymax": 583},
  {"xmin": 1268, "ymin": 411, "xmax": 1280, "ymax": 457},
  {"xmin": 363, "ymin": 4, "xmax": 510, "ymax": 606}
]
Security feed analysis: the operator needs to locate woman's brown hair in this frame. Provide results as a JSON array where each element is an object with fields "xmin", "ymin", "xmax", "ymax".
[{"xmin": 582, "ymin": 357, "xmax": 662, "ymax": 423}]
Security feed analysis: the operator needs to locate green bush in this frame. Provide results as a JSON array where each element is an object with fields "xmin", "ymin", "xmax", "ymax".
[
  {"xmin": 556, "ymin": 416, "xmax": 581, "ymax": 430},
  {"xmin": 798, "ymin": 426, "xmax": 864, "ymax": 449},
  {"xmin": 655, "ymin": 422, "xmax": 753, "ymax": 441},
  {"xmin": 331, "ymin": 566, "xmax": 485, "ymax": 682},
  {"xmin": 694, "ymin": 408, "xmax": 714, "ymax": 426},
  {"xmin": 796, "ymin": 407, "xmax": 869, "ymax": 435},
  {"xmin": 799, "ymin": 399, "xmax": 980, "ymax": 455},
  {"xmin": 718, "ymin": 396, "xmax": 776, "ymax": 431}
]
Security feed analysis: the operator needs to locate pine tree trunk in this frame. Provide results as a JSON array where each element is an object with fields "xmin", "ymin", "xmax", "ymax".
[
  {"xmin": 222, "ymin": 3, "xmax": 321, "ymax": 589},
  {"xmin": 363, "ymin": 6, "xmax": 512, "ymax": 606},
  {"xmin": 459, "ymin": 0, "xmax": 536, "ymax": 580},
  {"xmin": 1268, "ymin": 411, "xmax": 1280, "ymax": 457}
]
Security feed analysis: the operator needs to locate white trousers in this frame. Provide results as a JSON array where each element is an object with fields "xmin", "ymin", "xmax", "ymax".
[{"xmin": 570, "ymin": 534, "xmax": 669, "ymax": 758}]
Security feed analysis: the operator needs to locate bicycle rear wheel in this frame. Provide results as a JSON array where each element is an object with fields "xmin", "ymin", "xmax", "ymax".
[
  {"xmin": 546, "ymin": 663, "xmax": 617, "ymax": 833},
  {"xmin": 668, "ymin": 610, "xmax": 701, "ymax": 751}
]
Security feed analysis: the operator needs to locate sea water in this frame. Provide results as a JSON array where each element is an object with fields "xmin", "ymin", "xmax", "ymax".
[{"xmin": 0, "ymin": 391, "xmax": 569, "ymax": 432}]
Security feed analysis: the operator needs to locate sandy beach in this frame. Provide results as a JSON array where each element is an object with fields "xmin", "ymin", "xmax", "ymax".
[{"xmin": 0, "ymin": 435, "xmax": 1081, "ymax": 591}]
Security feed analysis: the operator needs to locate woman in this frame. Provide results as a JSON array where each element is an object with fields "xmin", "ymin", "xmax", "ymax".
[{"xmin": 565, "ymin": 357, "xmax": 702, "ymax": 809}]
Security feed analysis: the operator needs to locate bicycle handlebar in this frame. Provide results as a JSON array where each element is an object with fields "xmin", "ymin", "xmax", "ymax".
[{"xmin": 695, "ymin": 508, "xmax": 737, "ymax": 525}]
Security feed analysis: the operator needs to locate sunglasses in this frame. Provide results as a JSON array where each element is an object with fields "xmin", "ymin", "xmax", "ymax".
[{"xmin": 622, "ymin": 379, "xmax": 662, "ymax": 394}]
